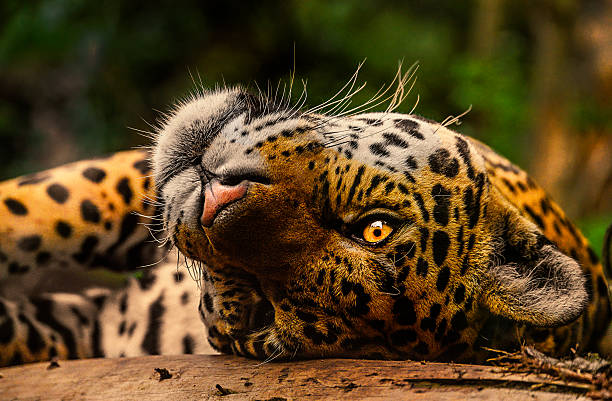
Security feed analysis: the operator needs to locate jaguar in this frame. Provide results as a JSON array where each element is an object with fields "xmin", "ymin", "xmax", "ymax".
[{"xmin": 0, "ymin": 76, "xmax": 610, "ymax": 366}]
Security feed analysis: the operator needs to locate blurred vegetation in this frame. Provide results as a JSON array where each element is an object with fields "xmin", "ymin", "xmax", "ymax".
[{"xmin": 0, "ymin": 0, "xmax": 610, "ymax": 253}]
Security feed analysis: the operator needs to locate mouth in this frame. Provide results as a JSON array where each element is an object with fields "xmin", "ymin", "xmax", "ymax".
[
  {"xmin": 209, "ymin": 260, "xmax": 277, "ymax": 332},
  {"xmin": 248, "ymin": 290, "xmax": 275, "ymax": 331},
  {"xmin": 242, "ymin": 267, "xmax": 277, "ymax": 332},
  {"xmin": 184, "ymin": 173, "xmax": 295, "ymax": 356}
]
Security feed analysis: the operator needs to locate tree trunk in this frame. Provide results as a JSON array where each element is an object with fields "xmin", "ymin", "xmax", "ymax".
[{"xmin": 0, "ymin": 354, "xmax": 595, "ymax": 400}]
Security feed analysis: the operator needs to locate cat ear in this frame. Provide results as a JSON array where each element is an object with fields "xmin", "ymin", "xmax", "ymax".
[{"xmin": 480, "ymin": 207, "xmax": 588, "ymax": 327}]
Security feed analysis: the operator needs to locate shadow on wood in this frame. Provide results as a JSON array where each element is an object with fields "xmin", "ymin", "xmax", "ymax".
[{"xmin": 0, "ymin": 354, "xmax": 596, "ymax": 400}]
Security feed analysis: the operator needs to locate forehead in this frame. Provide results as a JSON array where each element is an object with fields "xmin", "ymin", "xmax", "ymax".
[
  {"xmin": 317, "ymin": 113, "xmax": 485, "ymax": 178},
  {"xmin": 156, "ymin": 90, "xmax": 486, "ymax": 181}
]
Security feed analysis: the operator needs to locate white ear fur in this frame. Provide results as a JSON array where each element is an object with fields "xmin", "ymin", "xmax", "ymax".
[{"xmin": 482, "ymin": 244, "xmax": 588, "ymax": 327}]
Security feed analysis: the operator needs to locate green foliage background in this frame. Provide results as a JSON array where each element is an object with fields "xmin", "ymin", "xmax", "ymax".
[{"xmin": 0, "ymin": 0, "xmax": 610, "ymax": 252}]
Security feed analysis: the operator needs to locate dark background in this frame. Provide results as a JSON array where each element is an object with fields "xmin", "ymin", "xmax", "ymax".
[{"xmin": 1, "ymin": 0, "xmax": 610, "ymax": 253}]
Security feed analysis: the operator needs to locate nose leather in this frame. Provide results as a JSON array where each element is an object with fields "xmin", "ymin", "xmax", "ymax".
[{"xmin": 201, "ymin": 180, "xmax": 248, "ymax": 228}]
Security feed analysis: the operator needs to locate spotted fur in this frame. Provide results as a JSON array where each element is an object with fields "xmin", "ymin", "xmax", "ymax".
[
  {"xmin": 0, "ymin": 86, "xmax": 609, "ymax": 366},
  {"xmin": 0, "ymin": 151, "xmax": 159, "ymax": 276}
]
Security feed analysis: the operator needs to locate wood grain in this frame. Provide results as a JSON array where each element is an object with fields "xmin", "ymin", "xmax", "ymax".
[{"xmin": 0, "ymin": 354, "xmax": 591, "ymax": 400}]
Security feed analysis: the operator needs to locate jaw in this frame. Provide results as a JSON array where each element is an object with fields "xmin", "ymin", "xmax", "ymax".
[{"xmin": 198, "ymin": 261, "xmax": 283, "ymax": 356}]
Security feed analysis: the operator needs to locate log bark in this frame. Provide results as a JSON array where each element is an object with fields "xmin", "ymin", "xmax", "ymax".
[{"xmin": 0, "ymin": 354, "xmax": 593, "ymax": 400}]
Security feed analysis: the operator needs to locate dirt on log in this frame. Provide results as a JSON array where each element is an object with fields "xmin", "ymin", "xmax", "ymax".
[{"xmin": 0, "ymin": 352, "xmax": 606, "ymax": 400}]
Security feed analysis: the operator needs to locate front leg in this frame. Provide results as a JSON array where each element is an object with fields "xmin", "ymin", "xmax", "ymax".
[
  {"xmin": 0, "ymin": 261, "xmax": 214, "ymax": 366},
  {"xmin": 0, "ymin": 289, "xmax": 109, "ymax": 366}
]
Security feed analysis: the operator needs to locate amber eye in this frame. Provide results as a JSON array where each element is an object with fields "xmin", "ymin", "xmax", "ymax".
[{"xmin": 362, "ymin": 220, "xmax": 393, "ymax": 244}]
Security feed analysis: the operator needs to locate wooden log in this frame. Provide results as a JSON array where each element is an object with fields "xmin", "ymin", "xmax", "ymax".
[{"xmin": 0, "ymin": 355, "xmax": 592, "ymax": 400}]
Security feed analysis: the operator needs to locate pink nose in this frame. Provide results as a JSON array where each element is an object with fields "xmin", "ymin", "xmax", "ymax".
[{"xmin": 200, "ymin": 180, "xmax": 248, "ymax": 227}]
